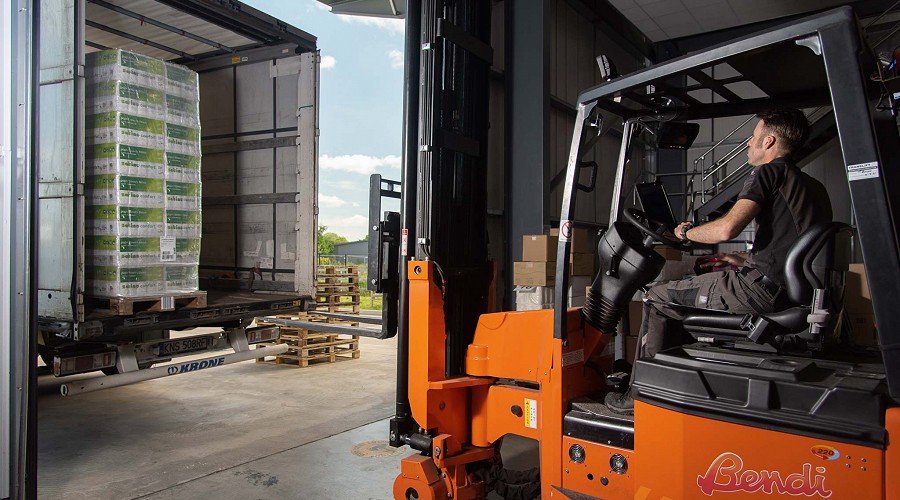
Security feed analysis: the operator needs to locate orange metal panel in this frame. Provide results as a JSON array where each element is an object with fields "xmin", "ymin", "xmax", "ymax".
[
  {"xmin": 561, "ymin": 437, "xmax": 634, "ymax": 500},
  {"xmin": 466, "ymin": 310, "xmax": 551, "ymax": 382},
  {"xmin": 634, "ymin": 401, "xmax": 884, "ymax": 499},
  {"xmin": 887, "ymin": 407, "xmax": 900, "ymax": 500},
  {"xmin": 471, "ymin": 384, "xmax": 541, "ymax": 446}
]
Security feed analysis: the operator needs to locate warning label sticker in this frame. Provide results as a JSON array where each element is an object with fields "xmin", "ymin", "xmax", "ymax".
[
  {"xmin": 524, "ymin": 399, "xmax": 538, "ymax": 429},
  {"xmin": 848, "ymin": 161, "xmax": 879, "ymax": 181},
  {"xmin": 401, "ymin": 228, "xmax": 409, "ymax": 257}
]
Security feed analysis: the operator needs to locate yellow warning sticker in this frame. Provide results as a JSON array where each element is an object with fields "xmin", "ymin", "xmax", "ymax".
[{"xmin": 524, "ymin": 398, "xmax": 538, "ymax": 429}]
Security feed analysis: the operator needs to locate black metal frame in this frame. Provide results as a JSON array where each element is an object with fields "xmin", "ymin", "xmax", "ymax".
[
  {"xmin": 553, "ymin": 6, "xmax": 900, "ymax": 399},
  {"xmin": 367, "ymin": 174, "xmax": 401, "ymax": 340}
]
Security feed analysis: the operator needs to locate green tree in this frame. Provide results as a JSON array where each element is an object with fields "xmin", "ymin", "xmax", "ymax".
[{"xmin": 317, "ymin": 224, "xmax": 348, "ymax": 255}]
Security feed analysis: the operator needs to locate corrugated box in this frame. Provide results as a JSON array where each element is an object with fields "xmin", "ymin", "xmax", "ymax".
[
  {"xmin": 570, "ymin": 253, "xmax": 595, "ymax": 276},
  {"xmin": 847, "ymin": 313, "xmax": 877, "ymax": 346},
  {"xmin": 522, "ymin": 234, "xmax": 556, "ymax": 261},
  {"xmin": 845, "ymin": 264, "xmax": 872, "ymax": 315},
  {"xmin": 550, "ymin": 227, "xmax": 593, "ymax": 254},
  {"xmin": 656, "ymin": 247, "xmax": 683, "ymax": 261},
  {"xmin": 628, "ymin": 300, "xmax": 644, "ymax": 336},
  {"xmin": 514, "ymin": 262, "xmax": 554, "ymax": 286}
]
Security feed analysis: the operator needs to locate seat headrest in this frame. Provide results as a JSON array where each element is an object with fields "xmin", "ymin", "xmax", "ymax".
[{"xmin": 783, "ymin": 222, "xmax": 853, "ymax": 305}]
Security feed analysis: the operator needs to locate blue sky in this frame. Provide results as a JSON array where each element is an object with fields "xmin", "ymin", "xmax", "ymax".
[{"xmin": 245, "ymin": 0, "xmax": 405, "ymax": 240}]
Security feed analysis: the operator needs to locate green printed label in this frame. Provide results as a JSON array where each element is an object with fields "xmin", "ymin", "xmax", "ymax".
[
  {"xmin": 120, "ymin": 114, "xmax": 165, "ymax": 134},
  {"xmin": 87, "ymin": 236, "xmax": 160, "ymax": 252},
  {"xmin": 176, "ymin": 238, "xmax": 201, "ymax": 253},
  {"xmin": 165, "ymin": 265, "xmax": 198, "ymax": 280},
  {"xmin": 118, "ymin": 82, "xmax": 165, "ymax": 105},
  {"xmin": 87, "ymin": 144, "xmax": 164, "ymax": 163},
  {"xmin": 87, "ymin": 235, "xmax": 119, "ymax": 251},
  {"xmin": 87, "ymin": 175, "xmax": 163, "ymax": 193},
  {"xmin": 89, "ymin": 266, "xmax": 163, "ymax": 283},
  {"xmin": 86, "ymin": 112, "xmax": 118, "ymax": 130},
  {"xmin": 166, "ymin": 123, "xmax": 200, "ymax": 142},
  {"xmin": 88, "ymin": 80, "xmax": 117, "ymax": 98},
  {"xmin": 86, "ymin": 206, "xmax": 164, "ymax": 224},
  {"xmin": 120, "ymin": 51, "xmax": 165, "ymax": 76},
  {"xmin": 166, "ymin": 94, "xmax": 198, "ymax": 114},
  {"xmin": 166, "ymin": 64, "xmax": 198, "ymax": 85},
  {"xmin": 86, "ymin": 49, "xmax": 119, "ymax": 68},
  {"xmin": 166, "ymin": 152, "xmax": 201, "ymax": 170},
  {"xmin": 166, "ymin": 210, "xmax": 201, "ymax": 225},
  {"xmin": 166, "ymin": 181, "xmax": 201, "ymax": 197}
]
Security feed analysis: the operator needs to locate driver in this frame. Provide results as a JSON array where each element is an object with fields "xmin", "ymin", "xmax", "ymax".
[{"xmin": 608, "ymin": 108, "xmax": 832, "ymax": 414}]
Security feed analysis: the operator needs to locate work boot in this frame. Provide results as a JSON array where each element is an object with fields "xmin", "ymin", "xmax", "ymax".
[{"xmin": 605, "ymin": 387, "xmax": 634, "ymax": 415}]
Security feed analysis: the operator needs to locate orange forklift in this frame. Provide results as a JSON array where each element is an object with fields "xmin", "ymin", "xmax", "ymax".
[{"xmin": 375, "ymin": 6, "xmax": 900, "ymax": 499}]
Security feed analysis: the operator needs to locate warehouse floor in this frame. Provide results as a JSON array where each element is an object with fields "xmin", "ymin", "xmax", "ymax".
[{"xmin": 36, "ymin": 327, "xmax": 538, "ymax": 499}]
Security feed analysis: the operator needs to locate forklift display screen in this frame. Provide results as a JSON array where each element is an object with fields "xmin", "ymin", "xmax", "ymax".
[{"xmin": 636, "ymin": 182, "xmax": 678, "ymax": 230}]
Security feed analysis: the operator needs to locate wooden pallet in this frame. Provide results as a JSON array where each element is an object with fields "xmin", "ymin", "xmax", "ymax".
[
  {"xmin": 254, "ymin": 328, "xmax": 360, "ymax": 367},
  {"xmin": 315, "ymin": 284, "xmax": 360, "ymax": 294},
  {"xmin": 316, "ymin": 274, "xmax": 360, "ymax": 285},
  {"xmin": 317, "ymin": 265, "xmax": 359, "ymax": 275},
  {"xmin": 258, "ymin": 312, "xmax": 360, "ymax": 327},
  {"xmin": 313, "ymin": 303, "xmax": 361, "ymax": 314},
  {"xmin": 315, "ymin": 295, "xmax": 361, "ymax": 306},
  {"xmin": 90, "ymin": 291, "xmax": 208, "ymax": 316}
]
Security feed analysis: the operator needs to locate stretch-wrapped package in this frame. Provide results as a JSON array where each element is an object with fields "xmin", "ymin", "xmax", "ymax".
[{"xmin": 86, "ymin": 49, "xmax": 202, "ymax": 297}]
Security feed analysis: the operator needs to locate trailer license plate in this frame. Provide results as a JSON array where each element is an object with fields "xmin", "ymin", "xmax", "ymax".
[{"xmin": 157, "ymin": 337, "xmax": 212, "ymax": 356}]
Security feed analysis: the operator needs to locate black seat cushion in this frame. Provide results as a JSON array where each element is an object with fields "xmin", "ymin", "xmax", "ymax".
[{"xmin": 683, "ymin": 306, "xmax": 809, "ymax": 336}]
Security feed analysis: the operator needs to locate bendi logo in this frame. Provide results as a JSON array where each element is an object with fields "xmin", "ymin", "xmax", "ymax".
[{"xmin": 697, "ymin": 452, "xmax": 833, "ymax": 498}]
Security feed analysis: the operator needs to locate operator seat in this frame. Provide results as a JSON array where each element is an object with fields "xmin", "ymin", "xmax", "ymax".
[{"xmin": 681, "ymin": 222, "xmax": 853, "ymax": 351}]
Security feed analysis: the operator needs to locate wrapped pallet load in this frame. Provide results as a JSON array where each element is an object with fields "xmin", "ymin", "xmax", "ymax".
[{"xmin": 85, "ymin": 49, "xmax": 201, "ymax": 297}]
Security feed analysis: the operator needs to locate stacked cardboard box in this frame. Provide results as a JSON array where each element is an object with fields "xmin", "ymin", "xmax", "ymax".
[
  {"xmin": 513, "ymin": 228, "xmax": 595, "ymax": 311},
  {"xmin": 84, "ymin": 49, "xmax": 201, "ymax": 297},
  {"xmin": 845, "ymin": 263, "xmax": 877, "ymax": 345}
]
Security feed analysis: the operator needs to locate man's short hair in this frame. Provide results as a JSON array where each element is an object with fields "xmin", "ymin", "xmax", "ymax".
[{"xmin": 755, "ymin": 108, "xmax": 809, "ymax": 155}]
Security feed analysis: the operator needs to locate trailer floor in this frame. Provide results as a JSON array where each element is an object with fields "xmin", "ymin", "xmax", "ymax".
[{"xmin": 37, "ymin": 332, "xmax": 399, "ymax": 499}]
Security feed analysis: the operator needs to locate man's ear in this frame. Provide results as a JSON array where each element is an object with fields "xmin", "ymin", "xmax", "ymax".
[{"xmin": 763, "ymin": 134, "xmax": 776, "ymax": 150}]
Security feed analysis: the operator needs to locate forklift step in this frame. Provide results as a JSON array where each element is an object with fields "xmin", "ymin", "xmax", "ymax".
[{"xmin": 564, "ymin": 396, "xmax": 635, "ymax": 450}]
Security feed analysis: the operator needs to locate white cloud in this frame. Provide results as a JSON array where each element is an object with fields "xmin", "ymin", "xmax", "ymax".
[
  {"xmin": 352, "ymin": 202, "xmax": 360, "ymax": 208},
  {"xmin": 337, "ymin": 14, "xmax": 405, "ymax": 35},
  {"xmin": 320, "ymin": 154, "xmax": 401, "ymax": 174},
  {"xmin": 319, "ymin": 213, "xmax": 369, "ymax": 240},
  {"xmin": 312, "ymin": 1, "xmax": 330, "ymax": 11},
  {"xmin": 318, "ymin": 193, "xmax": 347, "ymax": 208},
  {"xmin": 321, "ymin": 55, "xmax": 336, "ymax": 69},
  {"xmin": 388, "ymin": 50, "xmax": 404, "ymax": 69}
]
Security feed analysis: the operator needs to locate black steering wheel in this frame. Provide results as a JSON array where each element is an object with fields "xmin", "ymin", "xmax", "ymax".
[{"xmin": 622, "ymin": 208, "xmax": 691, "ymax": 251}]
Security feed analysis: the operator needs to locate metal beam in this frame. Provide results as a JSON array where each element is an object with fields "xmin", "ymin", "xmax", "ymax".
[
  {"xmin": 85, "ymin": 20, "xmax": 193, "ymax": 59},
  {"xmin": 202, "ymin": 135, "xmax": 299, "ymax": 154},
  {"xmin": 87, "ymin": 0, "xmax": 236, "ymax": 52},
  {"xmin": 201, "ymin": 193, "xmax": 301, "ymax": 206}
]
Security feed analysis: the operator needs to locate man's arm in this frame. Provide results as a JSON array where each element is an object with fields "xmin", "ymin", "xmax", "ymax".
[{"xmin": 675, "ymin": 199, "xmax": 760, "ymax": 244}]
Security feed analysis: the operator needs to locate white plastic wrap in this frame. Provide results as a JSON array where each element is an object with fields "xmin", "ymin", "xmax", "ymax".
[
  {"xmin": 86, "ymin": 49, "xmax": 203, "ymax": 297},
  {"xmin": 87, "ymin": 80, "xmax": 166, "ymax": 117},
  {"xmin": 86, "ymin": 49, "xmax": 166, "ymax": 89}
]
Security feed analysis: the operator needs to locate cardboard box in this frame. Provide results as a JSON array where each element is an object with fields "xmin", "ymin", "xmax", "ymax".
[
  {"xmin": 845, "ymin": 264, "xmax": 872, "ymax": 315},
  {"xmin": 513, "ymin": 261, "xmax": 554, "ymax": 286},
  {"xmin": 522, "ymin": 234, "xmax": 556, "ymax": 262},
  {"xmin": 847, "ymin": 313, "xmax": 877, "ymax": 346},
  {"xmin": 550, "ymin": 227, "xmax": 593, "ymax": 254},
  {"xmin": 570, "ymin": 253, "xmax": 595, "ymax": 276},
  {"xmin": 628, "ymin": 300, "xmax": 644, "ymax": 336},
  {"xmin": 656, "ymin": 247, "xmax": 683, "ymax": 261}
]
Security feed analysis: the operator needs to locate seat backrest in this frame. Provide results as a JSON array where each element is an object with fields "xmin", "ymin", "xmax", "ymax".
[{"xmin": 783, "ymin": 222, "xmax": 854, "ymax": 306}]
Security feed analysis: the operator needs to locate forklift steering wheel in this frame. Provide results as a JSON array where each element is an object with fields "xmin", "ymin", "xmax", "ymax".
[{"xmin": 622, "ymin": 208, "xmax": 692, "ymax": 251}]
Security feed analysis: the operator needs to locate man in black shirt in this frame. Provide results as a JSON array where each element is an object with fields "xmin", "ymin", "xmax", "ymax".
[{"xmin": 607, "ymin": 108, "xmax": 832, "ymax": 413}]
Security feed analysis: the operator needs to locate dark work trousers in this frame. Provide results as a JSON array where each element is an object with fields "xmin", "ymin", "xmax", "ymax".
[{"xmin": 639, "ymin": 269, "xmax": 786, "ymax": 358}]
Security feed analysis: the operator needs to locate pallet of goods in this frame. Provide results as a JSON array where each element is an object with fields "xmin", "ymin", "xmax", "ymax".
[
  {"xmin": 83, "ymin": 49, "xmax": 203, "ymax": 310},
  {"xmin": 254, "ymin": 313, "xmax": 360, "ymax": 368},
  {"xmin": 314, "ymin": 265, "xmax": 361, "ymax": 313}
]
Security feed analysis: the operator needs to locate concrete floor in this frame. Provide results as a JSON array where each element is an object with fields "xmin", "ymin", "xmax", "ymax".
[{"xmin": 37, "ymin": 334, "xmax": 400, "ymax": 499}]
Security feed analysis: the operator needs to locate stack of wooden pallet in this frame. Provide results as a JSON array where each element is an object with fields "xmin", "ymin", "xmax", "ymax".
[
  {"xmin": 315, "ymin": 265, "xmax": 361, "ymax": 313},
  {"xmin": 255, "ymin": 312, "xmax": 360, "ymax": 367}
]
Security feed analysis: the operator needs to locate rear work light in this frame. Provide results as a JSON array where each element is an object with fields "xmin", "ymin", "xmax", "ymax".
[
  {"xmin": 246, "ymin": 325, "xmax": 280, "ymax": 344},
  {"xmin": 54, "ymin": 351, "xmax": 116, "ymax": 376}
]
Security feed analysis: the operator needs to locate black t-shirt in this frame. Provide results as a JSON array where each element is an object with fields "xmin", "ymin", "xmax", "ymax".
[{"xmin": 737, "ymin": 156, "xmax": 832, "ymax": 285}]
